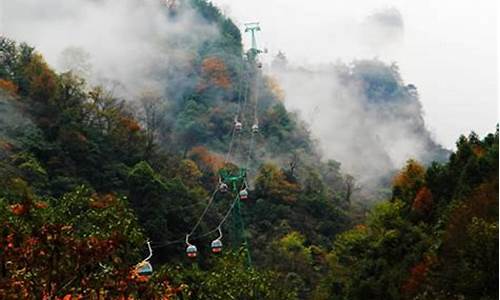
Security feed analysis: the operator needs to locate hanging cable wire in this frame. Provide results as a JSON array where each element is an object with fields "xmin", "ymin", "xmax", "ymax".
[
  {"xmin": 152, "ymin": 227, "xmax": 221, "ymax": 249},
  {"xmin": 157, "ymin": 55, "xmax": 259, "ymax": 253},
  {"xmin": 152, "ymin": 187, "xmax": 243, "ymax": 250},
  {"xmin": 178, "ymin": 59, "xmax": 250, "ymax": 247},
  {"xmin": 224, "ymin": 125, "xmax": 237, "ymax": 164},
  {"xmin": 236, "ymin": 58, "xmax": 245, "ymax": 121},
  {"xmin": 224, "ymin": 59, "xmax": 247, "ymax": 164},
  {"xmin": 187, "ymin": 188, "xmax": 218, "ymax": 236},
  {"xmin": 162, "ymin": 201, "xmax": 209, "ymax": 213},
  {"xmin": 240, "ymin": 62, "xmax": 250, "ymax": 126},
  {"xmin": 245, "ymin": 67, "xmax": 261, "ymax": 171}
]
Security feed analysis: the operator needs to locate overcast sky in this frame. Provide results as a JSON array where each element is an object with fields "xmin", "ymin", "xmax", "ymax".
[{"xmin": 213, "ymin": 0, "xmax": 498, "ymax": 149}]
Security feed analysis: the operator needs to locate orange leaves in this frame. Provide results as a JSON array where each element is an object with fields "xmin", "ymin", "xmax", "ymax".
[
  {"xmin": 199, "ymin": 57, "xmax": 231, "ymax": 90},
  {"xmin": 120, "ymin": 116, "xmax": 142, "ymax": 133},
  {"xmin": 412, "ymin": 187, "xmax": 433, "ymax": 215},
  {"xmin": 10, "ymin": 203, "xmax": 27, "ymax": 216},
  {"xmin": 393, "ymin": 159, "xmax": 425, "ymax": 189},
  {"xmin": 354, "ymin": 224, "xmax": 368, "ymax": 231},
  {"xmin": 472, "ymin": 145, "xmax": 486, "ymax": 158},
  {"xmin": 22, "ymin": 53, "xmax": 57, "ymax": 103},
  {"xmin": 90, "ymin": 193, "xmax": 117, "ymax": 209},
  {"xmin": 34, "ymin": 201, "xmax": 49, "ymax": 209},
  {"xmin": 392, "ymin": 159, "xmax": 426, "ymax": 202},
  {"xmin": 128, "ymin": 267, "xmax": 150, "ymax": 283},
  {"xmin": 189, "ymin": 146, "xmax": 225, "ymax": 173},
  {"xmin": 0, "ymin": 79, "xmax": 18, "ymax": 96}
]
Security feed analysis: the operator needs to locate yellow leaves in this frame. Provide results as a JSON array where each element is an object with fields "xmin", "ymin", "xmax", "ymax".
[
  {"xmin": 265, "ymin": 76, "xmax": 285, "ymax": 102},
  {"xmin": 255, "ymin": 163, "xmax": 300, "ymax": 203},
  {"xmin": 279, "ymin": 231, "xmax": 307, "ymax": 253},
  {"xmin": 178, "ymin": 159, "xmax": 203, "ymax": 186}
]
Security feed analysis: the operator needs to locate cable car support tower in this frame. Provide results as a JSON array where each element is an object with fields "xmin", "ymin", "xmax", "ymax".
[
  {"xmin": 154, "ymin": 21, "xmax": 266, "ymax": 270},
  {"xmin": 218, "ymin": 22, "xmax": 265, "ymax": 267}
]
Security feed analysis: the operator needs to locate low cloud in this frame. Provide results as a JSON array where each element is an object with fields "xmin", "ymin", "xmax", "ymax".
[
  {"xmin": 1, "ymin": 0, "xmax": 218, "ymax": 98},
  {"xmin": 359, "ymin": 7, "xmax": 405, "ymax": 53},
  {"xmin": 270, "ymin": 57, "xmax": 447, "ymax": 187}
]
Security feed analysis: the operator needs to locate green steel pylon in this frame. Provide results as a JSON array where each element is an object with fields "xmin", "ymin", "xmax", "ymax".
[
  {"xmin": 244, "ymin": 22, "xmax": 263, "ymax": 62},
  {"xmin": 219, "ymin": 168, "xmax": 252, "ymax": 267}
]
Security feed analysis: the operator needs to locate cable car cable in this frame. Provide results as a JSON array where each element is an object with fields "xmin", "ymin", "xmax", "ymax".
[
  {"xmin": 187, "ymin": 188, "xmax": 218, "ymax": 237},
  {"xmin": 152, "ymin": 189, "xmax": 242, "ymax": 249}
]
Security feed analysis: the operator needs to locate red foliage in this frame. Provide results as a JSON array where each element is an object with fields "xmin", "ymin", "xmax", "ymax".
[
  {"xmin": 443, "ymin": 180, "xmax": 498, "ymax": 256},
  {"xmin": 412, "ymin": 186, "xmax": 433, "ymax": 215},
  {"xmin": 0, "ymin": 218, "xmax": 182, "ymax": 299},
  {"xmin": 401, "ymin": 256, "xmax": 435, "ymax": 297}
]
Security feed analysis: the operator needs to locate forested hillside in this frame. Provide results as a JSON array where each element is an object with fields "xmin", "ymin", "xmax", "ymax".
[{"xmin": 0, "ymin": 0, "xmax": 497, "ymax": 299}]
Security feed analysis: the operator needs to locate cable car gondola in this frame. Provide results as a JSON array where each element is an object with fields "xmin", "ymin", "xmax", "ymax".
[
  {"xmin": 211, "ymin": 227, "xmax": 223, "ymax": 254},
  {"xmin": 186, "ymin": 235, "xmax": 198, "ymax": 258},
  {"xmin": 211, "ymin": 239, "xmax": 222, "ymax": 253},
  {"xmin": 219, "ymin": 181, "xmax": 229, "ymax": 193},
  {"xmin": 135, "ymin": 241, "xmax": 153, "ymax": 276},
  {"xmin": 239, "ymin": 189, "xmax": 249, "ymax": 200},
  {"xmin": 136, "ymin": 261, "xmax": 153, "ymax": 276},
  {"xmin": 252, "ymin": 124, "xmax": 259, "ymax": 134},
  {"xmin": 235, "ymin": 121, "xmax": 243, "ymax": 132}
]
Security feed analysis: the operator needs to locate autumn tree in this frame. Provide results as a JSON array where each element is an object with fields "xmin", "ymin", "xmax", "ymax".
[
  {"xmin": 200, "ymin": 56, "xmax": 232, "ymax": 90},
  {"xmin": 255, "ymin": 163, "xmax": 300, "ymax": 204},
  {"xmin": 392, "ymin": 159, "xmax": 426, "ymax": 204}
]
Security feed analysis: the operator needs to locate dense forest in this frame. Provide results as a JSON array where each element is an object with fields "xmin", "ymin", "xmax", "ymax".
[{"xmin": 0, "ymin": 0, "xmax": 497, "ymax": 299}]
